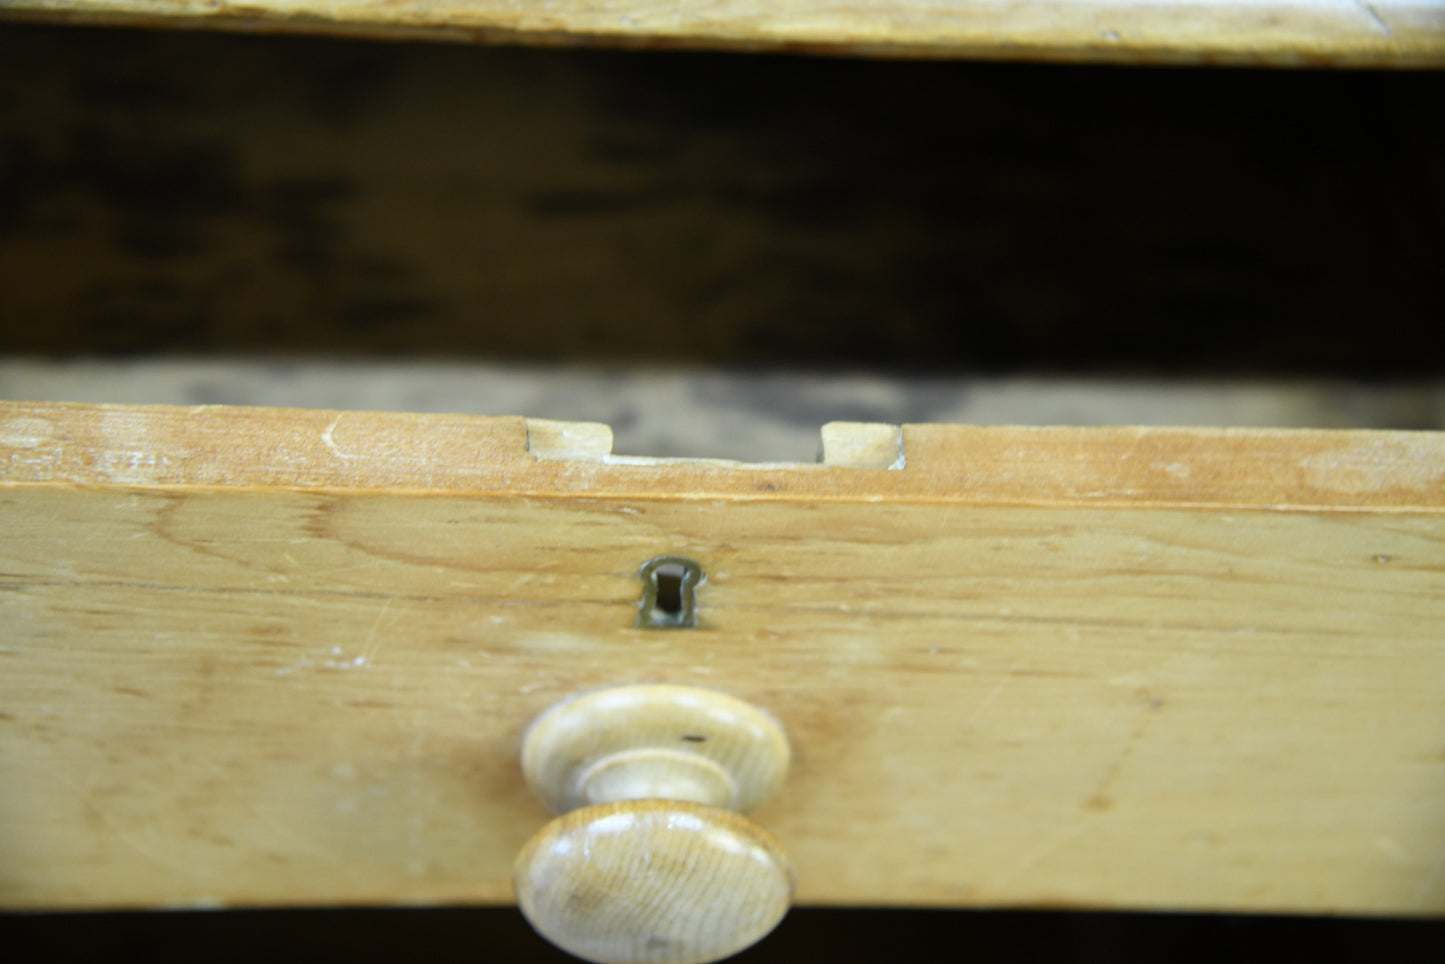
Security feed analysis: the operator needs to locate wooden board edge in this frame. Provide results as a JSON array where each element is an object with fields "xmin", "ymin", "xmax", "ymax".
[
  {"xmin": 2, "ymin": 400, "xmax": 1444, "ymax": 511},
  {"xmin": 0, "ymin": 1, "xmax": 1442, "ymax": 68}
]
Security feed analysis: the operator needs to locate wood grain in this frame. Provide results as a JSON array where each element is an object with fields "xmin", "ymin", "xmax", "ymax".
[
  {"xmin": 1, "ymin": 401, "xmax": 1443, "ymax": 914},
  {"xmin": 515, "ymin": 801, "xmax": 793, "ymax": 964},
  {"xmin": 2, "ymin": 0, "xmax": 1442, "ymax": 66},
  {"xmin": 513, "ymin": 685, "xmax": 793, "ymax": 961},
  {"xmin": 1, "ymin": 400, "xmax": 1442, "ymax": 508}
]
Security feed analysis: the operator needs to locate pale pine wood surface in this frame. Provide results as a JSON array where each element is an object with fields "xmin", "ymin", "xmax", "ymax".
[
  {"xmin": 2, "ymin": 400, "xmax": 1443, "ymax": 508},
  {"xmin": 1, "ymin": 401, "xmax": 1443, "ymax": 913},
  {"xmin": 2, "ymin": 0, "xmax": 1443, "ymax": 66}
]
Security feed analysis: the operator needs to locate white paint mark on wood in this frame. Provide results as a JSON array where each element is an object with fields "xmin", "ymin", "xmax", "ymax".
[
  {"xmin": 1302, "ymin": 438, "xmax": 1445, "ymax": 493},
  {"xmin": 0, "ymin": 417, "xmax": 53, "ymax": 448},
  {"xmin": 320, "ymin": 415, "xmax": 357, "ymax": 461}
]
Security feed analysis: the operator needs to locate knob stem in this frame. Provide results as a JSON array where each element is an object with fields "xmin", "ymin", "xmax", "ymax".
[{"xmin": 579, "ymin": 749, "xmax": 734, "ymax": 807}]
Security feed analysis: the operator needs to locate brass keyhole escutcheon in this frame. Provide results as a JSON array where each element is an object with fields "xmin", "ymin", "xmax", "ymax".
[{"xmin": 637, "ymin": 556, "xmax": 703, "ymax": 629}]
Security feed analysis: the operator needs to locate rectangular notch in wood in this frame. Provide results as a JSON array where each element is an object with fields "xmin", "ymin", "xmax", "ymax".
[{"xmin": 525, "ymin": 418, "xmax": 904, "ymax": 469}]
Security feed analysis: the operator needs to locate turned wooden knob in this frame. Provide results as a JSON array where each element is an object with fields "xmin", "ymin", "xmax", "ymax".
[{"xmin": 513, "ymin": 684, "xmax": 793, "ymax": 964}]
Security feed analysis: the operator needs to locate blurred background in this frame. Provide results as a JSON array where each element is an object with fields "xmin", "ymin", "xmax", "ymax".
[
  {"xmin": 1, "ymin": 23, "xmax": 1442, "ymax": 458},
  {"xmin": 2, "ymin": 20, "xmax": 1443, "ymax": 959}
]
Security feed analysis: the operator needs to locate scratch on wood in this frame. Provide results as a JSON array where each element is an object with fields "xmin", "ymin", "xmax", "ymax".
[
  {"xmin": 320, "ymin": 416, "xmax": 356, "ymax": 461},
  {"xmin": 987, "ymin": 822, "xmax": 1092, "ymax": 894},
  {"xmin": 1357, "ymin": 0, "xmax": 1393, "ymax": 37},
  {"xmin": 359, "ymin": 598, "xmax": 395, "ymax": 667},
  {"xmin": 1083, "ymin": 697, "xmax": 1163, "ymax": 813},
  {"xmin": 54, "ymin": 765, "xmax": 184, "ymax": 876}
]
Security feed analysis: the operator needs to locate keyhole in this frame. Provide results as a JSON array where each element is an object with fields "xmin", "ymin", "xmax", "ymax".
[
  {"xmin": 638, "ymin": 556, "xmax": 703, "ymax": 629},
  {"xmin": 655, "ymin": 565, "xmax": 684, "ymax": 617}
]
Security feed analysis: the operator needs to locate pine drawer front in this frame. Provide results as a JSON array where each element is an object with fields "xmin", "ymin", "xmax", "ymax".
[{"xmin": 1, "ymin": 401, "xmax": 1442, "ymax": 914}]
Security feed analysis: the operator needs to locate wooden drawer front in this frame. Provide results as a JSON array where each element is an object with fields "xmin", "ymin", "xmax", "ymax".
[{"xmin": 1, "ymin": 401, "xmax": 1443, "ymax": 913}]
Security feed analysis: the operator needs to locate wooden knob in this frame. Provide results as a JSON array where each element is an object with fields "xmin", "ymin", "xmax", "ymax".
[{"xmin": 513, "ymin": 685, "xmax": 793, "ymax": 964}]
